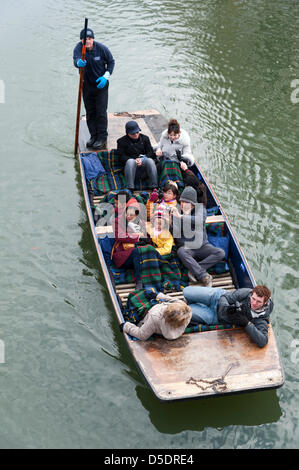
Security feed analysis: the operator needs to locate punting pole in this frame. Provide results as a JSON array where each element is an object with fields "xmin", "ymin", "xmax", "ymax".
[{"xmin": 74, "ymin": 17, "xmax": 88, "ymax": 156}]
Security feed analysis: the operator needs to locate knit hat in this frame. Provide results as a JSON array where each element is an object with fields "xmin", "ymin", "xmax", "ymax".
[
  {"xmin": 179, "ymin": 186, "xmax": 197, "ymax": 205},
  {"xmin": 80, "ymin": 28, "xmax": 94, "ymax": 39}
]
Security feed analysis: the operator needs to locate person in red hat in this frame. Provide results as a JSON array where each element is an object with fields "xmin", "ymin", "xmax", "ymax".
[{"xmin": 112, "ymin": 197, "xmax": 146, "ymax": 290}]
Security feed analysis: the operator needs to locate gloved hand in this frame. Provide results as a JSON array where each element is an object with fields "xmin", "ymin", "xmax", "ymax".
[
  {"xmin": 175, "ymin": 149, "xmax": 182, "ymax": 161},
  {"xmin": 96, "ymin": 76, "xmax": 107, "ymax": 89},
  {"xmin": 149, "ymin": 189, "xmax": 159, "ymax": 203},
  {"xmin": 119, "ymin": 322, "xmax": 125, "ymax": 332},
  {"xmin": 77, "ymin": 59, "xmax": 86, "ymax": 68}
]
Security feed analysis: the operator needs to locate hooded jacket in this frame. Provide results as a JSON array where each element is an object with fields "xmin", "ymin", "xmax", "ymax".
[
  {"xmin": 112, "ymin": 198, "xmax": 143, "ymax": 267},
  {"xmin": 218, "ymin": 288, "xmax": 274, "ymax": 348}
]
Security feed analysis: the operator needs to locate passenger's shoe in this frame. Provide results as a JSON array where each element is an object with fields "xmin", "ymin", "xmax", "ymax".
[
  {"xmin": 188, "ymin": 271, "xmax": 198, "ymax": 284},
  {"xmin": 92, "ymin": 139, "xmax": 107, "ymax": 150},
  {"xmin": 86, "ymin": 136, "xmax": 97, "ymax": 148},
  {"xmin": 200, "ymin": 273, "xmax": 213, "ymax": 287}
]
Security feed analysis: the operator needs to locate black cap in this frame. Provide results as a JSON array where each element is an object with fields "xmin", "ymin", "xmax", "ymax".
[
  {"xmin": 80, "ymin": 28, "xmax": 94, "ymax": 39},
  {"xmin": 125, "ymin": 121, "xmax": 141, "ymax": 135}
]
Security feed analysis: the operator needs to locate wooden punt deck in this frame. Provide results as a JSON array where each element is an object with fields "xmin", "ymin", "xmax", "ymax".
[{"xmin": 77, "ymin": 110, "xmax": 284, "ymax": 401}]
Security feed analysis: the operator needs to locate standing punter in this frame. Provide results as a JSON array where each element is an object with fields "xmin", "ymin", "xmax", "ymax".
[{"xmin": 73, "ymin": 28, "xmax": 115, "ymax": 150}]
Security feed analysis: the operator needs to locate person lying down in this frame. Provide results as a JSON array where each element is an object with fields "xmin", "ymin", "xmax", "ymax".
[{"xmin": 120, "ymin": 293, "xmax": 192, "ymax": 341}]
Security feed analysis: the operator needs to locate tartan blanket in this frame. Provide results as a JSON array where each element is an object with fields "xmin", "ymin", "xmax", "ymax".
[
  {"xmin": 123, "ymin": 288, "xmax": 160, "ymax": 324},
  {"xmin": 137, "ymin": 245, "xmax": 184, "ymax": 291},
  {"xmin": 89, "ymin": 150, "xmax": 126, "ymax": 196},
  {"xmin": 97, "ymin": 149, "xmax": 123, "ymax": 173},
  {"xmin": 158, "ymin": 160, "xmax": 184, "ymax": 190},
  {"xmin": 90, "ymin": 171, "xmax": 126, "ymax": 196}
]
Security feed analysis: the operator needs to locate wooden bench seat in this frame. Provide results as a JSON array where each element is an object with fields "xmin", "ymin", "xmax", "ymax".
[
  {"xmin": 95, "ymin": 214, "xmax": 225, "ymax": 236},
  {"xmin": 116, "ymin": 272, "xmax": 235, "ymax": 306}
]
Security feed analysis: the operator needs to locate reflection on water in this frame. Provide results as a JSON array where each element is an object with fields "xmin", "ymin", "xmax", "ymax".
[{"xmin": 136, "ymin": 385, "xmax": 282, "ymax": 435}]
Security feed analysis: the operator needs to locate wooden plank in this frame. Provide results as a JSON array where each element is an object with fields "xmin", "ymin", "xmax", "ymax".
[
  {"xmin": 129, "ymin": 325, "xmax": 284, "ymax": 400},
  {"xmin": 107, "ymin": 111, "xmax": 159, "ymax": 149},
  {"xmin": 95, "ymin": 215, "xmax": 225, "ymax": 236}
]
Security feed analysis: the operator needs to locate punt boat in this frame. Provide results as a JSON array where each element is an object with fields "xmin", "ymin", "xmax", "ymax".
[{"xmin": 76, "ymin": 109, "xmax": 284, "ymax": 401}]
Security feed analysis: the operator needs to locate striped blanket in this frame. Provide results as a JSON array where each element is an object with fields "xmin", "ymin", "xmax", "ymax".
[
  {"xmin": 158, "ymin": 160, "xmax": 184, "ymax": 190},
  {"xmin": 124, "ymin": 289, "xmax": 159, "ymax": 324},
  {"xmin": 137, "ymin": 244, "xmax": 182, "ymax": 291},
  {"xmin": 90, "ymin": 150, "xmax": 126, "ymax": 195}
]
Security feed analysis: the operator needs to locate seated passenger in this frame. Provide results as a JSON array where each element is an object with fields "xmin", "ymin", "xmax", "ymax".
[
  {"xmin": 146, "ymin": 181, "xmax": 179, "ymax": 221},
  {"xmin": 158, "ymin": 181, "xmax": 180, "ymax": 212},
  {"xmin": 117, "ymin": 120, "xmax": 158, "ymax": 191},
  {"xmin": 112, "ymin": 197, "xmax": 146, "ymax": 290},
  {"xmin": 126, "ymin": 203, "xmax": 146, "ymax": 236},
  {"xmin": 180, "ymin": 162, "xmax": 207, "ymax": 205},
  {"xmin": 155, "ymin": 118, "xmax": 194, "ymax": 168},
  {"xmin": 148, "ymin": 210, "xmax": 174, "ymax": 257},
  {"xmin": 183, "ymin": 285, "xmax": 273, "ymax": 348},
  {"xmin": 170, "ymin": 186, "xmax": 225, "ymax": 287},
  {"xmin": 120, "ymin": 293, "xmax": 192, "ymax": 341}
]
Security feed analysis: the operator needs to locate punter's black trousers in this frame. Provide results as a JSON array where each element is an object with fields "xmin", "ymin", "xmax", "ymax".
[{"xmin": 83, "ymin": 81, "xmax": 109, "ymax": 141}]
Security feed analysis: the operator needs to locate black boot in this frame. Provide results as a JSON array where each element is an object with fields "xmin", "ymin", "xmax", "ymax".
[
  {"xmin": 92, "ymin": 139, "xmax": 107, "ymax": 150},
  {"xmin": 86, "ymin": 136, "xmax": 97, "ymax": 148}
]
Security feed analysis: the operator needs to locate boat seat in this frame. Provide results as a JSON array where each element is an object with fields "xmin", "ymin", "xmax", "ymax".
[
  {"xmin": 115, "ymin": 272, "xmax": 235, "ymax": 306},
  {"xmin": 95, "ymin": 214, "xmax": 225, "ymax": 236},
  {"xmin": 93, "ymin": 190, "xmax": 151, "ymax": 206}
]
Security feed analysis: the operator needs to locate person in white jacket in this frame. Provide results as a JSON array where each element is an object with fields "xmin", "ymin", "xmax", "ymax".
[
  {"xmin": 155, "ymin": 118, "xmax": 195, "ymax": 167},
  {"xmin": 121, "ymin": 293, "xmax": 192, "ymax": 341}
]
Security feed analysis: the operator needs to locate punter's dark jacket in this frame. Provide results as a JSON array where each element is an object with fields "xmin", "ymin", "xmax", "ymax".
[
  {"xmin": 117, "ymin": 133, "xmax": 156, "ymax": 168},
  {"xmin": 73, "ymin": 41, "xmax": 115, "ymax": 85},
  {"xmin": 217, "ymin": 288, "xmax": 273, "ymax": 348}
]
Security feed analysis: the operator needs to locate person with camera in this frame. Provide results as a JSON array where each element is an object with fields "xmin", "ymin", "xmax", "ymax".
[{"xmin": 183, "ymin": 284, "xmax": 273, "ymax": 348}]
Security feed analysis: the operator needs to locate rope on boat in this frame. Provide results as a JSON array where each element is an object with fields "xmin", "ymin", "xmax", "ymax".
[
  {"xmin": 186, "ymin": 362, "xmax": 238, "ymax": 393},
  {"xmin": 113, "ymin": 111, "xmax": 146, "ymax": 118}
]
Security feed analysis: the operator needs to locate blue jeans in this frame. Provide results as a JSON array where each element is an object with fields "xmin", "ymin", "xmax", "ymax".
[
  {"xmin": 183, "ymin": 286, "xmax": 226, "ymax": 325},
  {"xmin": 124, "ymin": 158, "xmax": 158, "ymax": 189}
]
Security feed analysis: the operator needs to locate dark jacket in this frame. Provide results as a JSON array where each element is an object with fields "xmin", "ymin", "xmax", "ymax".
[
  {"xmin": 73, "ymin": 41, "xmax": 115, "ymax": 85},
  {"xmin": 217, "ymin": 288, "xmax": 274, "ymax": 348},
  {"xmin": 172, "ymin": 206, "xmax": 208, "ymax": 250},
  {"xmin": 182, "ymin": 169, "xmax": 207, "ymax": 206},
  {"xmin": 117, "ymin": 133, "xmax": 156, "ymax": 168}
]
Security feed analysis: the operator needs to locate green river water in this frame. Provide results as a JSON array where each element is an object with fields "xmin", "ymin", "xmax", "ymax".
[{"xmin": 0, "ymin": 0, "xmax": 298, "ymax": 449}]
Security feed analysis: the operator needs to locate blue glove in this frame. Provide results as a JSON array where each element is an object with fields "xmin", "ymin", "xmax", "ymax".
[
  {"xmin": 96, "ymin": 76, "xmax": 107, "ymax": 89},
  {"xmin": 77, "ymin": 59, "xmax": 86, "ymax": 68}
]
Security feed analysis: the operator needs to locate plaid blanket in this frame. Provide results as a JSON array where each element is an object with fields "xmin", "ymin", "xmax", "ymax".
[
  {"xmin": 123, "ymin": 288, "xmax": 160, "ymax": 324},
  {"xmin": 158, "ymin": 160, "xmax": 184, "ymax": 190},
  {"xmin": 137, "ymin": 244, "xmax": 185, "ymax": 290},
  {"xmin": 89, "ymin": 150, "xmax": 126, "ymax": 196},
  {"xmin": 97, "ymin": 149, "xmax": 122, "ymax": 173},
  {"xmin": 90, "ymin": 171, "xmax": 126, "ymax": 196}
]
